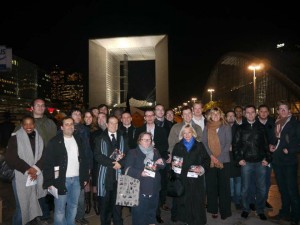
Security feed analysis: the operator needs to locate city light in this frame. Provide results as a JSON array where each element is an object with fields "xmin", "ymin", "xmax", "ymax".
[
  {"xmin": 248, "ymin": 63, "xmax": 263, "ymax": 105},
  {"xmin": 207, "ymin": 89, "xmax": 215, "ymax": 101}
]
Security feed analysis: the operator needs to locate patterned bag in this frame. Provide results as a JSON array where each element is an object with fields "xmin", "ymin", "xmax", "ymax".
[
  {"xmin": 0, "ymin": 159, "xmax": 14, "ymax": 181},
  {"xmin": 116, "ymin": 167, "xmax": 140, "ymax": 207}
]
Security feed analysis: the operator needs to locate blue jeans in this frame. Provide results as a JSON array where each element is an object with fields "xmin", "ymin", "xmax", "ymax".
[
  {"xmin": 241, "ymin": 162, "xmax": 266, "ymax": 214},
  {"xmin": 230, "ymin": 176, "xmax": 241, "ymax": 205},
  {"xmin": 75, "ymin": 189, "xmax": 85, "ymax": 219},
  {"xmin": 132, "ymin": 194, "xmax": 159, "ymax": 225},
  {"xmin": 273, "ymin": 163, "xmax": 300, "ymax": 223},
  {"xmin": 54, "ymin": 176, "xmax": 80, "ymax": 225}
]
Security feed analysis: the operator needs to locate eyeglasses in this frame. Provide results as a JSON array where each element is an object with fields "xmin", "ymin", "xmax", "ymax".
[{"xmin": 141, "ymin": 139, "xmax": 151, "ymax": 142}]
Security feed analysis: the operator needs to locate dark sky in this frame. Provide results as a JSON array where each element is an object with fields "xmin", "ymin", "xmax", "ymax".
[{"xmin": 1, "ymin": 1, "xmax": 299, "ymax": 107}]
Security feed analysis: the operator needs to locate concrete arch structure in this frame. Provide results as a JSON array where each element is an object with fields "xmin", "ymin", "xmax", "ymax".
[{"xmin": 88, "ymin": 35, "xmax": 169, "ymax": 108}]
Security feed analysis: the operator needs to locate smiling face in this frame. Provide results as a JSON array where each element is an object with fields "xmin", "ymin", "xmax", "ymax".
[{"xmin": 22, "ymin": 117, "xmax": 35, "ymax": 134}]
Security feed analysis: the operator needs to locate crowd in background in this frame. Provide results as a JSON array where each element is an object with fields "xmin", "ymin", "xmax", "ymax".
[{"xmin": 0, "ymin": 98, "xmax": 299, "ymax": 225}]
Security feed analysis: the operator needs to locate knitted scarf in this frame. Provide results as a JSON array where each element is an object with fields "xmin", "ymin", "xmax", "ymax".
[
  {"xmin": 207, "ymin": 120, "xmax": 222, "ymax": 157},
  {"xmin": 275, "ymin": 115, "xmax": 291, "ymax": 137},
  {"xmin": 15, "ymin": 128, "xmax": 46, "ymax": 225},
  {"xmin": 139, "ymin": 145, "xmax": 154, "ymax": 165}
]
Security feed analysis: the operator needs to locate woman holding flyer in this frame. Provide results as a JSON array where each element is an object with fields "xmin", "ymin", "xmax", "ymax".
[
  {"xmin": 124, "ymin": 132, "xmax": 165, "ymax": 225},
  {"xmin": 171, "ymin": 124, "xmax": 210, "ymax": 225}
]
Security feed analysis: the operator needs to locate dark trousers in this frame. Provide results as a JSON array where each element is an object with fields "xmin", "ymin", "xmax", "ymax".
[
  {"xmin": 98, "ymin": 187, "xmax": 123, "ymax": 225},
  {"xmin": 156, "ymin": 166, "xmax": 169, "ymax": 217},
  {"xmin": 273, "ymin": 163, "xmax": 300, "ymax": 223},
  {"xmin": 205, "ymin": 163, "xmax": 231, "ymax": 218}
]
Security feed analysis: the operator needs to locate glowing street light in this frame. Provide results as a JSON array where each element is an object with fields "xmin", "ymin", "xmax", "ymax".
[
  {"xmin": 191, "ymin": 97, "xmax": 197, "ymax": 103},
  {"xmin": 248, "ymin": 64, "xmax": 263, "ymax": 105},
  {"xmin": 207, "ymin": 89, "xmax": 215, "ymax": 101}
]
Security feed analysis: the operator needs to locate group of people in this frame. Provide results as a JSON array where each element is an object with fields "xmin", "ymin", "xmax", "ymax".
[{"xmin": 3, "ymin": 98, "xmax": 300, "ymax": 225}]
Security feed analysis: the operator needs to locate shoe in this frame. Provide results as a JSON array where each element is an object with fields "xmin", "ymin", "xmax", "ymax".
[
  {"xmin": 156, "ymin": 216, "xmax": 164, "ymax": 223},
  {"xmin": 265, "ymin": 201, "xmax": 273, "ymax": 209},
  {"xmin": 75, "ymin": 218, "xmax": 89, "ymax": 225},
  {"xmin": 269, "ymin": 214, "xmax": 291, "ymax": 221},
  {"xmin": 161, "ymin": 204, "xmax": 170, "ymax": 211},
  {"xmin": 212, "ymin": 214, "xmax": 218, "ymax": 219},
  {"xmin": 259, "ymin": 214, "xmax": 267, "ymax": 220},
  {"xmin": 249, "ymin": 203, "xmax": 256, "ymax": 211},
  {"xmin": 241, "ymin": 211, "xmax": 249, "ymax": 219}
]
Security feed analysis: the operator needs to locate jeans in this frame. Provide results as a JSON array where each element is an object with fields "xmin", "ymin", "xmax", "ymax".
[
  {"xmin": 265, "ymin": 164, "xmax": 272, "ymax": 200},
  {"xmin": 230, "ymin": 176, "xmax": 241, "ymax": 205},
  {"xmin": 54, "ymin": 176, "xmax": 81, "ymax": 225},
  {"xmin": 75, "ymin": 189, "xmax": 85, "ymax": 219},
  {"xmin": 132, "ymin": 194, "xmax": 159, "ymax": 225},
  {"xmin": 39, "ymin": 195, "xmax": 51, "ymax": 220},
  {"xmin": 241, "ymin": 162, "xmax": 266, "ymax": 214},
  {"xmin": 273, "ymin": 163, "xmax": 300, "ymax": 223}
]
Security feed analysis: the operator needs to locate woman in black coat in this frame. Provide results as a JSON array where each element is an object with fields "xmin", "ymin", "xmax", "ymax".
[{"xmin": 171, "ymin": 124, "xmax": 211, "ymax": 225}]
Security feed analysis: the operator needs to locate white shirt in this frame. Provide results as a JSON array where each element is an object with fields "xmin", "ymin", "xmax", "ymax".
[
  {"xmin": 192, "ymin": 116, "xmax": 205, "ymax": 131},
  {"xmin": 64, "ymin": 136, "xmax": 79, "ymax": 177}
]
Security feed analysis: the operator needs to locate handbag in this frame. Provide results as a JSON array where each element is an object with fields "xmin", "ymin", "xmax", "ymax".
[
  {"xmin": 116, "ymin": 167, "xmax": 140, "ymax": 207},
  {"xmin": 0, "ymin": 159, "xmax": 15, "ymax": 181},
  {"xmin": 167, "ymin": 172, "xmax": 184, "ymax": 197}
]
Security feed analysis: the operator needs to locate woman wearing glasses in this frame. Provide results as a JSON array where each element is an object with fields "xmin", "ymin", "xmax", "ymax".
[{"xmin": 124, "ymin": 132, "xmax": 165, "ymax": 225}]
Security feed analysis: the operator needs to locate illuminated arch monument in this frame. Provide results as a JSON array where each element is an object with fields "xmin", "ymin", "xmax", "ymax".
[{"xmin": 89, "ymin": 35, "xmax": 168, "ymax": 108}]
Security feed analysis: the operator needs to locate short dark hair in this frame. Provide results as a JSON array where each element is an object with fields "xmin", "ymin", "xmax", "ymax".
[
  {"xmin": 244, "ymin": 105, "xmax": 256, "ymax": 111},
  {"xmin": 98, "ymin": 104, "xmax": 108, "ymax": 110},
  {"xmin": 31, "ymin": 98, "xmax": 45, "ymax": 107},
  {"xmin": 225, "ymin": 110, "xmax": 236, "ymax": 117},
  {"xmin": 234, "ymin": 105, "xmax": 243, "ymax": 111},
  {"xmin": 69, "ymin": 108, "xmax": 82, "ymax": 116},
  {"xmin": 258, "ymin": 104, "xmax": 270, "ymax": 111},
  {"xmin": 21, "ymin": 115, "xmax": 35, "ymax": 124}
]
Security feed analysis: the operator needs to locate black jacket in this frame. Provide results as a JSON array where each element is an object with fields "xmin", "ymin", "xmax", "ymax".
[
  {"xmin": 119, "ymin": 124, "xmax": 137, "ymax": 149},
  {"xmin": 43, "ymin": 133, "xmax": 89, "ymax": 195},
  {"xmin": 232, "ymin": 120, "xmax": 271, "ymax": 164}
]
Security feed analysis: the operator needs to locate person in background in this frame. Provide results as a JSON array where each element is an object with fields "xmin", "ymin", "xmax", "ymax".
[
  {"xmin": 269, "ymin": 100, "xmax": 300, "ymax": 225},
  {"xmin": 70, "ymin": 108, "xmax": 93, "ymax": 225},
  {"xmin": 225, "ymin": 110, "xmax": 241, "ymax": 210},
  {"xmin": 171, "ymin": 124, "xmax": 210, "ymax": 225},
  {"xmin": 202, "ymin": 107, "xmax": 232, "ymax": 220},
  {"xmin": 234, "ymin": 106, "xmax": 246, "ymax": 126},
  {"xmin": 6, "ymin": 115, "xmax": 47, "ymax": 225},
  {"xmin": 43, "ymin": 117, "xmax": 89, "ymax": 225},
  {"xmin": 125, "ymin": 132, "xmax": 165, "ymax": 225},
  {"xmin": 98, "ymin": 104, "xmax": 109, "ymax": 115},
  {"xmin": 165, "ymin": 108, "xmax": 177, "ymax": 126},
  {"xmin": 0, "ymin": 111, "xmax": 15, "ymax": 151},
  {"xmin": 233, "ymin": 105, "xmax": 270, "ymax": 221},
  {"xmin": 90, "ymin": 107, "xmax": 99, "ymax": 118},
  {"xmin": 192, "ymin": 101, "xmax": 206, "ymax": 131},
  {"xmin": 119, "ymin": 111, "xmax": 137, "ymax": 149},
  {"xmin": 83, "ymin": 110, "xmax": 99, "ymax": 215}
]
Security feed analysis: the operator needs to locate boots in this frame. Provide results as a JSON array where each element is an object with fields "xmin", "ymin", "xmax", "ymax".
[
  {"xmin": 93, "ymin": 193, "xmax": 100, "ymax": 215},
  {"xmin": 84, "ymin": 192, "xmax": 91, "ymax": 214}
]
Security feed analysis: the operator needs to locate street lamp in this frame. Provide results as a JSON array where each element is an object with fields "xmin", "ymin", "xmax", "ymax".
[
  {"xmin": 207, "ymin": 89, "xmax": 215, "ymax": 101},
  {"xmin": 248, "ymin": 64, "xmax": 263, "ymax": 105}
]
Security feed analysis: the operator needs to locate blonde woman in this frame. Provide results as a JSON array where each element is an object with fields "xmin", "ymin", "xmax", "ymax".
[
  {"xmin": 171, "ymin": 124, "xmax": 210, "ymax": 225},
  {"xmin": 202, "ymin": 107, "xmax": 232, "ymax": 220}
]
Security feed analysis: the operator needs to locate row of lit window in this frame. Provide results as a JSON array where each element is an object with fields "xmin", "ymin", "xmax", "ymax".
[
  {"xmin": 0, "ymin": 79, "xmax": 16, "ymax": 84},
  {"xmin": 2, "ymin": 90, "xmax": 15, "ymax": 94}
]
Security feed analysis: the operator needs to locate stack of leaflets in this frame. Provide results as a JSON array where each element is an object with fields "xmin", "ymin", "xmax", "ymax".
[
  {"xmin": 187, "ymin": 165, "xmax": 199, "ymax": 178},
  {"xmin": 173, "ymin": 156, "xmax": 183, "ymax": 174}
]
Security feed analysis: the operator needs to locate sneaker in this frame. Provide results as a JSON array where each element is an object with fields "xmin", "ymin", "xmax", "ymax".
[
  {"xmin": 265, "ymin": 201, "xmax": 273, "ymax": 209},
  {"xmin": 259, "ymin": 214, "xmax": 267, "ymax": 220},
  {"xmin": 249, "ymin": 203, "xmax": 256, "ymax": 211},
  {"xmin": 241, "ymin": 211, "xmax": 249, "ymax": 219}
]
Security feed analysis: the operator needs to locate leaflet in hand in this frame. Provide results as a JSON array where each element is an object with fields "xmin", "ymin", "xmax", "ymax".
[
  {"xmin": 110, "ymin": 149, "xmax": 124, "ymax": 161},
  {"xmin": 26, "ymin": 175, "xmax": 37, "ymax": 186},
  {"xmin": 173, "ymin": 155, "xmax": 183, "ymax": 174},
  {"xmin": 143, "ymin": 159, "xmax": 156, "ymax": 178},
  {"xmin": 187, "ymin": 165, "xmax": 199, "ymax": 178},
  {"xmin": 48, "ymin": 185, "xmax": 58, "ymax": 199}
]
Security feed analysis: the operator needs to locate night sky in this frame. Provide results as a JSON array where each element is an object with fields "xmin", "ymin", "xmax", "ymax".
[{"xmin": 1, "ymin": 1, "xmax": 300, "ymax": 107}]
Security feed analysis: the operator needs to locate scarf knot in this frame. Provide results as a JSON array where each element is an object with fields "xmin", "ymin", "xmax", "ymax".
[
  {"xmin": 183, "ymin": 137, "xmax": 195, "ymax": 152},
  {"xmin": 207, "ymin": 120, "xmax": 222, "ymax": 157},
  {"xmin": 139, "ymin": 145, "xmax": 154, "ymax": 164}
]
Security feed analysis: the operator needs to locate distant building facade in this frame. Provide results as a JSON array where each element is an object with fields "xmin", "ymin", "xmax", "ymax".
[{"xmin": 203, "ymin": 42, "xmax": 300, "ymax": 113}]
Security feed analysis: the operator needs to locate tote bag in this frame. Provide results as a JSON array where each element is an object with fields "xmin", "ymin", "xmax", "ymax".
[{"xmin": 116, "ymin": 167, "xmax": 140, "ymax": 207}]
